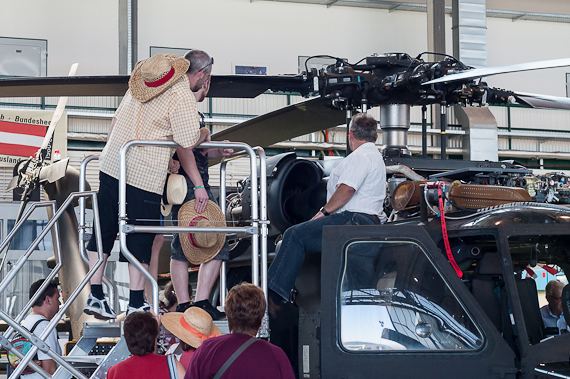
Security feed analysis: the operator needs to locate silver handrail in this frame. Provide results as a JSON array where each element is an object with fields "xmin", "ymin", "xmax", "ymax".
[
  {"xmin": 219, "ymin": 146, "xmax": 269, "ymax": 337},
  {"xmin": 118, "ymin": 140, "xmax": 263, "ymax": 316},
  {"xmin": 79, "ymin": 154, "xmax": 117, "ymax": 311},
  {"xmin": 0, "ymin": 191, "xmax": 105, "ymax": 379}
]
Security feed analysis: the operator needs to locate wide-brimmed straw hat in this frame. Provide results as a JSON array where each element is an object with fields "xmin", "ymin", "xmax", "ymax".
[
  {"xmin": 161, "ymin": 307, "xmax": 222, "ymax": 349},
  {"xmin": 179, "ymin": 200, "xmax": 226, "ymax": 264},
  {"xmin": 129, "ymin": 53, "xmax": 190, "ymax": 103}
]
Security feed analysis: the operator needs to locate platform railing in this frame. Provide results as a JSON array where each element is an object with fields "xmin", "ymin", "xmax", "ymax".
[
  {"xmin": 0, "ymin": 191, "xmax": 106, "ymax": 379},
  {"xmin": 117, "ymin": 140, "xmax": 266, "ymax": 316},
  {"xmin": 218, "ymin": 147, "xmax": 269, "ymax": 337},
  {"xmin": 78, "ymin": 154, "xmax": 118, "ymax": 312}
]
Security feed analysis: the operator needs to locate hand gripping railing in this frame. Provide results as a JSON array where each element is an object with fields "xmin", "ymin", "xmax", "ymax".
[
  {"xmin": 78, "ymin": 154, "xmax": 118, "ymax": 311},
  {"xmin": 0, "ymin": 191, "xmax": 106, "ymax": 379},
  {"xmin": 119, "ymin": 140, "xmax": 265, "ymax": 316}
]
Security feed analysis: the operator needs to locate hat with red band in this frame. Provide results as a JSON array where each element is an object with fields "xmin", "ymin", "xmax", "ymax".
[
  {"xmin": 178, "ymin": 199, "xmax": 226, "ymax": 264},
  {"xmin": 161, "ymin": 307, "xmax": 222, "ymax": 349},
  {"xmin": 129, "ymin": 53, "xmax": 189, "ymax": 103}
]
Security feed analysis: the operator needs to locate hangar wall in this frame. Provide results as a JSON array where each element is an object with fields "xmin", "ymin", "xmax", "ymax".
[{"xmin": 1, "ymin": 0, "xmax": 569, "ymax": 98}]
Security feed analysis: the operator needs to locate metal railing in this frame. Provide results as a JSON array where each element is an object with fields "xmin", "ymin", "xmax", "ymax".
[
  {"xmin": 116, "ymin": 140, "xmax": 268, "ymax": 318},
  {"xmin": 79, "ymin": 154, "xmax": 118, "ymax": 312},
  {"xmin": 0, "ymin": 192, "xmax": 107, "ymax": 379}
]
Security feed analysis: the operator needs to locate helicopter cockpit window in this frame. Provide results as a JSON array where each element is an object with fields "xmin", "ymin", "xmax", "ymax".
[
  {"xmin": 507, "ymin": 234, "xmax": 570, "ymax": 344},
  {"xmin": 339, "ymin": 241, "xmax": 483, "ymax": 352}
]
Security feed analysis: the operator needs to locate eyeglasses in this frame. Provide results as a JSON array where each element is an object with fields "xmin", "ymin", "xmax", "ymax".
[{"xmin": 197, "ymin": 57, "xmax": 214, "ymax": 73}]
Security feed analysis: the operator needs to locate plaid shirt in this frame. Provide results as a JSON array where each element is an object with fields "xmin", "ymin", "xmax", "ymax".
[{"xmin": 99, "ymin": 75, "xmax": 201, "ymax": 195}]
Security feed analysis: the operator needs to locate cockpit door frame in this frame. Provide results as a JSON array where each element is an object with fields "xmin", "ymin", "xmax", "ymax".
[{"xmin": 320, "ymin": 224, "xmax": 517, "ymax": 379}]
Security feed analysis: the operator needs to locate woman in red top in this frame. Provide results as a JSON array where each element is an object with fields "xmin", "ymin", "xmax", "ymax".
[{"xmin": 107, "ymin": 312, "xmax": 186, "ymax": 379}]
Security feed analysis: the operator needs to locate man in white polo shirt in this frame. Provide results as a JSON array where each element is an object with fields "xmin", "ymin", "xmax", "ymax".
[{"xmin": 267, "ymin": 113, "xmax": 386, "ymax": 311}]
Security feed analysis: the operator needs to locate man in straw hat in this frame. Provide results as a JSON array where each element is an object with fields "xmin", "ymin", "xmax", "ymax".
[
  {"xmin": 84, "ymin": 50, "xmax": 214, "ymax": 320},
  {"xmin": 161, "ymin": 307, "xmax": 222, "ymax": 368},
  {"xmin": 167, "ymin": 50, "xmax": 233, "ymax": 321}
]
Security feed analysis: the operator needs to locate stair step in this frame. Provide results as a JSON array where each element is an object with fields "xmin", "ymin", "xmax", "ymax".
[{"xmin": 83, "ymin": 322, "xmax": 122, "ymax": 338}]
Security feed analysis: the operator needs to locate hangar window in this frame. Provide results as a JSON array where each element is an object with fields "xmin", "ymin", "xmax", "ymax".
[{"xmin": 339, "ymin": 240, "xmax": 483, "ymax": 352}]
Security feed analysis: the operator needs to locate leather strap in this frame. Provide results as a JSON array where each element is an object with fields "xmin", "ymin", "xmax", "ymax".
[{"xmin": 213, "ymin": 337, "xmax": 258, "ymax": 379}]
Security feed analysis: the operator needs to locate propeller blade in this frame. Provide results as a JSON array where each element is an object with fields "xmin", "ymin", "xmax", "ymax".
[
  {"xmin": 6, "ymin": 176, "xmax": 19, "ymax": 192},
  {"xmin": 211, "ymin": 97, "xmax": 345, "ymax": 148},
  {"xmin": 39, "ymin": 158, "xmax": 70, "ymax": 183},
  {"xmin": 40, "ymin": 64, "xmax": 78, "ymax": 152},
  {"xmin": 423, "ymin": 58, "xmax": 570, "ymax": 85}
]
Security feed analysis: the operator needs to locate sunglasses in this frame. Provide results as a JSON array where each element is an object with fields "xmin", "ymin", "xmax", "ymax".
[
  {"xmin": 198, "ymin": 111, "xmax": 206, "ymax": 129},
  {"xmin": 197, "ymin": 57, "xmax": 214, "ymax": 73}
]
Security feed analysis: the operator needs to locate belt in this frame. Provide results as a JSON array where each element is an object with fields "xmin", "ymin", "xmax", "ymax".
[{"xmin": 371, "ymin": 214, "xmax": 380, "ymax": 224}]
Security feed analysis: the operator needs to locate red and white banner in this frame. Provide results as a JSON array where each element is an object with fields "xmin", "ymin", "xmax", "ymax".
[
  {"xmin": 0, "ymin": 109, "xmax": 67, "ymax": 167},
  {"xmin": 0, "ymin": 120, "xmax": 46, "ymax": 158}
]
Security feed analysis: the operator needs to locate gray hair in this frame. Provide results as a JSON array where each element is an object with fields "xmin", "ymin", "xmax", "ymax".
[
  {"xmin": 350, "ymin": 113, "xmax": 378, "ymax": 142},
  {"xmin": 184, "ymin": 50, "xmax": 213, "ymax": 75},
  {"xmin": 546, "ymin": 279, "xmax": 564, "ymax": 297}
]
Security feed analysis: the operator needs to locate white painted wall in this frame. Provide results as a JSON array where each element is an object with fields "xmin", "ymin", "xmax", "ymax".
[
  {"xmin": 1, "ymin": 0, "xmax": 570, "ymax": 96},
  {"xmin": 0, "ymin": 0, "xmax": 118, "ymax": 76}
]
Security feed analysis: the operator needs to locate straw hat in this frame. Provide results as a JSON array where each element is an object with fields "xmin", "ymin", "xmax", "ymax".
[
  {"xmin": 161, "ymin": 199, "xmax": 172, "ymax": 217},
  {"xmin": 161, "ymin": 307, "xmax": 222, "ymax": 349},
  {"xmin": 165, "ymin": 174, "xmax": 188, "ymax": 205},
  {"xmin": 129, "ymin": 53, "xmax": 190, "ymax": 103},
  {"xmin": 179, "ymin": 200, "xmax": 226, "ymax": 265}
]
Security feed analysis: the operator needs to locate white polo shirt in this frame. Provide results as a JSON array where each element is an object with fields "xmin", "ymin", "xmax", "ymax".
[{"xmin": 327, "ymin": 142, "xmax": 386, "ymax": 222}]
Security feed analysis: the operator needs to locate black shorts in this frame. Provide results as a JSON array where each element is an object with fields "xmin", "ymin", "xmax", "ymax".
[{"xmin": 86, "ymin": 171, "xmax": 161, "ymax": 264}]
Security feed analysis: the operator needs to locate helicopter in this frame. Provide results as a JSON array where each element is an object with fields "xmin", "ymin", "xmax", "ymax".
[{"xmin": 1, "ymin": 53, "xmax": 570, "ymax": 378}]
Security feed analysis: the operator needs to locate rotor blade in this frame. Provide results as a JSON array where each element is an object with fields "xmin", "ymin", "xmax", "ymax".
[
  {"xmin": 211, "ymin": 97, "xmax": 345, "ymax": 148},
  {"xmin": 423, "ymin": 58, "xmax": 570, "ymax": 85},
  {"xmin": 511, "ymin": 91, "xmax": 570, "ymax": 110},
  {"xmin": 209, "ymin": 75, "xmax": 311, "ymax": 98},
  {"xmin": 39, "ymin": 158, "xmax": 70, "ymax": 183},
  {"xmin": 0, "ymin": 75, "xmax": 129, "ymax": 97},
  {"xmin": 487, "ymin": 88, "xmax": 570, "ymax": 110},
  {"xmin": 0, "ymin": 74, "xmax": 310, "ymax": 98}
]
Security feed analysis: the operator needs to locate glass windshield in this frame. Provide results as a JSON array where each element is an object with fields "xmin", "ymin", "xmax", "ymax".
[{"xmin": 340, "ymin": 240, "xmax": 483, "ymax": 352}]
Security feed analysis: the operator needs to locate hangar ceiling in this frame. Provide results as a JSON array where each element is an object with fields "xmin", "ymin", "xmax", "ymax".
[{"xmin": 254, "ymin": 0, "xmax": 570, "ymax": 23}]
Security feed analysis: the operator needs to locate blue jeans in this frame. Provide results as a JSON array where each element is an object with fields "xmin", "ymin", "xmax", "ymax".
[{"xmin": 267, "ymin": 211, "xmax": 378, "ymax": 301}]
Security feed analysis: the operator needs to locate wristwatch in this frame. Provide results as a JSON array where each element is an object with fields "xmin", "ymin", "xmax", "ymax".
[{"xmin": 319, "ymin": 206, "xmax": 331, "ymax": 216}]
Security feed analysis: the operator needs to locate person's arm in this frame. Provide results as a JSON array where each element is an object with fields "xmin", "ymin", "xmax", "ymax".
[
  {"xmin": 176, "ymin": 146, "xmax": 208, "ymax": 214},
  {"xmin": 310, "ymin": 184, "xmax": 355, "ymax": 220},
  {"xmin": 207, "ymin": 140, "xmax": 234, "ymax": 159},
  {"xmin": 41, "ymin": 359, "xmax": 57, "ymax": 375},
  {"xmin": 175, "ymin": 358, "xmax": 186, "ymax": 378},
  {"xmin": 108, "ymin": 116, "xmax": 117, "ymax": 137}
]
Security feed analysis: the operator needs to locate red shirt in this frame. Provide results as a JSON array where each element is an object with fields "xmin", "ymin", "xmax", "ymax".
[
  {"xmin": 187, "ymin": 334, "xmax": 295, "ymax": 379},
  {"xmin": 107, "ymin": 354, "xmax": 172, "ymax": 379}
]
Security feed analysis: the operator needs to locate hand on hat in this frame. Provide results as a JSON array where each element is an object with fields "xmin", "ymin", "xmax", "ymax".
[
  {"xmin": 168, "ymin": 158, "xmax": 180, "ymax": 174},
  {"xmin": 194, "ymin": 187, "xmax": 209, "ymax": 213}
]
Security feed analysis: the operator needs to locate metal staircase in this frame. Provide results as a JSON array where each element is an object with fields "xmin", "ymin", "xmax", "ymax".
[{"xmin": 0, "ymin": 141, "xmax": 267, "ymax": 378}]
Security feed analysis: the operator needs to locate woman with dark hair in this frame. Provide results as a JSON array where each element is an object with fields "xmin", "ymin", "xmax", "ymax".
[
  {"xmin": 187, "ymin": 283, "xmax": 294, "ymax": 379},
  {"xmin": 107, "ymin": 312, "xmax": 185, "ymax": 379}
]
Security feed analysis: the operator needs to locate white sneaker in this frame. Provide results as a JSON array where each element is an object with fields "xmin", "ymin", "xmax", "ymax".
[
  {"xmin": 84, "ymin": 294, "xmax": 117, "ymax": 320},
  {"xmin": 126, "ymin": 301, "xmax": 151, "ymax": 317}
]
